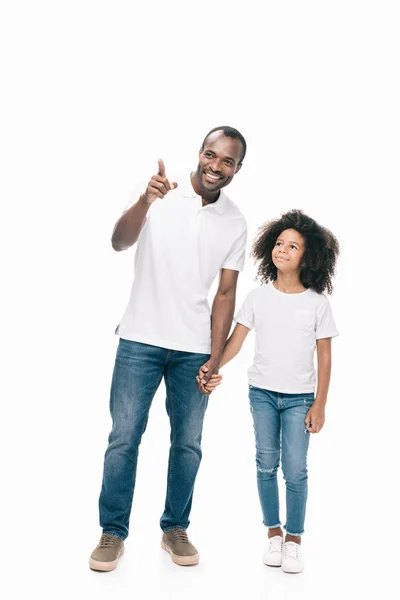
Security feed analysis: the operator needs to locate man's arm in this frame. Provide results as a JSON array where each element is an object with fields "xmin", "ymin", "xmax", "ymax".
[
  {"xmin": 111, "ymin": 196, "xmax": 150, "ymax": 251},
  {"xmin": 111, "ymin": 159, "xmax": 177, "ymax": 251},
  {"xmin": 197, "ymin": 268, "xmax": 239, "ymax": 393}
]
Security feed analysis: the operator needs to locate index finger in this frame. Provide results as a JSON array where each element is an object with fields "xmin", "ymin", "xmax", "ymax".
[{"xmin": 157, "ymin": 158, "xmax": 166, "ymax": 177}]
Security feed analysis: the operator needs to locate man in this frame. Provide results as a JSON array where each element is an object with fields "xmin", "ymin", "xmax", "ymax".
[{"xmin": 90, "ymin": 126, "xmax": 247, "ymax": 571}]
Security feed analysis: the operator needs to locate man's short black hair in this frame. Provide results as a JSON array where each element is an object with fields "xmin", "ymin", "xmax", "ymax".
[{"xmin": 201, "ymin": 126, "xmax": 247, "ymax": 164}]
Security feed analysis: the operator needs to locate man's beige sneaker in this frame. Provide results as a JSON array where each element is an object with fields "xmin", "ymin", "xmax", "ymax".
[
  {"xmin": 161, "ymin": 529, "xmax": 199, "ymax": 566},
  {"xmin": 89, "ymin": 533, "xmax": 125, "ymax": 571}
]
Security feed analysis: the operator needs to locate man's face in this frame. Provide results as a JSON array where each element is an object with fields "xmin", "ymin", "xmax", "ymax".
[
  {"xmin": 272, "ymin": 228, "xmax": 306, "ymax": 273},
  {"xmin": 194, "ymin": 131, "xmax": 243, "ymax": 193}
]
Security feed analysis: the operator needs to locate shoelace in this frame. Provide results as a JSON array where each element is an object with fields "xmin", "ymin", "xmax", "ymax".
[
  {"xmin": 99, "ymin": 534, "xmax": 120, "ymax": 548},
  {"xmin": 268, "ymin": 537, "xmax": 283, "ymax": 554},
  {"xmin": 171, "ymin": 529, "xmax": 190, "ymax": 543},
  {"xmin": 284, "ymin": 542, "xmax": 299, "ymax": 560}
]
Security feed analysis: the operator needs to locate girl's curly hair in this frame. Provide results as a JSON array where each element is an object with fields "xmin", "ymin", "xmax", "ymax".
[{"xmin": 251, "ymin": 209, "xmax": 339, "ymax": 294}]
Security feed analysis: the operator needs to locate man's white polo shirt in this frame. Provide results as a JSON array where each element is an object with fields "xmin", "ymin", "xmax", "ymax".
[{"xmin": 116, "ymin": 173, "xmax": 247, "ymax": 354}]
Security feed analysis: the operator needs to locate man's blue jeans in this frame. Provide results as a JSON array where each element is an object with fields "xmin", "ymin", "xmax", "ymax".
[
  {"xmin": 249, "ymin": 386, "xmax": 314, "ymax": 536},
  {"xmin": 99, "ymin": 339, "xmax": 210, "ymax": 541}
]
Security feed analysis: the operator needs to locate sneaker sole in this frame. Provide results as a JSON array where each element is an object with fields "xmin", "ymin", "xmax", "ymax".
[
  {"xmin": 281, "ymin": 564, "xmax": 303, "ymax": 574},
  {"xmin": 263, "ymin": 558, "xmax": 282, "ymax": 567},
  {"xmin": 161, "ymin": 541, "xmax": 199, "ymax": 566},
  {"xmin": 89, "ymin": 545, "xmax": 125, "ymax": 572}
]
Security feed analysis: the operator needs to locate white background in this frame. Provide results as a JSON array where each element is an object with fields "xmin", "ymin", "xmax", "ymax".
[{"xmin": 1, "ymin": 1, "xmax": 399, "ymax": 598}]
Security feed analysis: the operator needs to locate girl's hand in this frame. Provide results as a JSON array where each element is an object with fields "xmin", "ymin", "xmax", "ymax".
[
  {"xmin": 196, "ymin": 359, "xmax": 219, "ymax": 395},
  {"xmin": 198, "ymin": 373, "xmax": 223, "ymax": 393},
  {"xmin": 305, "ymin": 403, "xmax": 325, "ymax": 433}
]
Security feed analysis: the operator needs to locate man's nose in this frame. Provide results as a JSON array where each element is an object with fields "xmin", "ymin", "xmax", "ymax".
[{"xmin": 210, "ymin": 159, "xmax": 223, "ymax": 172}]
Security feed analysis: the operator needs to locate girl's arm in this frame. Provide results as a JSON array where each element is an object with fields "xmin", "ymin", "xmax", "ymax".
[
  {"xmin": 305, "ymin": 337, "xmax": 332, "ymax": 433},
  {"xmin": 200, "ymin": 323, "xmax": 250, "ymax": 391},
  {"xmin": 219, "ymin": 323, "xmax": 251, "ymax": 367},
  {"xmin": 315, "ymin": 337, "xmax": 332, "ymax": 406}
]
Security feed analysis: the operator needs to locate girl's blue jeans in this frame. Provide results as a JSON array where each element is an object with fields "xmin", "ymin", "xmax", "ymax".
[{"xmin": 249, "ymin": 386, "xmax": 314, "ymax": 536}]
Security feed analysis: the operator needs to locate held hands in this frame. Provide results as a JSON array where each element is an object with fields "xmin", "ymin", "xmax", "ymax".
[
  {"xmin": 305, "ymin": 403, "xmax": 325, "ymax": 434},
  {"xmin": 196, "ymin": 360, "xmax": 223, "ymax": 395},
  {"xmin": 142, "ymin": 159, "xmax": 178, "ymax": 205}
]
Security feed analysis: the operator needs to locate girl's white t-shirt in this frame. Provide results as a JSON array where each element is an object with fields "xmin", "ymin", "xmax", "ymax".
[{"xmin": 235, "ymin": 282, "xmax": 339, "ymax": 394}]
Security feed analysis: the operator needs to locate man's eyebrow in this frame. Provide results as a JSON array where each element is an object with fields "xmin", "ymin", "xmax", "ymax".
[{"xmin": 204, "ymin": 149, "xmax": 235, "ymax": 162}]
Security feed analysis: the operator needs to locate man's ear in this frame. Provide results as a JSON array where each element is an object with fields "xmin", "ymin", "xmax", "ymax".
[{"xmin": 235, "ymin": 163, "xmax": 243, "ymax": 174}]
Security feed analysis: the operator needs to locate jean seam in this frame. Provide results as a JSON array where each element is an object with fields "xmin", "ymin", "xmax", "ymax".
[{"xmin": 164, "ymin": 368, "xmax": 175, "ymax": 494}]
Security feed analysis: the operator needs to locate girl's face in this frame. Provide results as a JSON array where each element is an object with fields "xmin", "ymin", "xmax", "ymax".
[{"xmin": 272, "ymin": 228, "xmax": 306, "ymax": 273}]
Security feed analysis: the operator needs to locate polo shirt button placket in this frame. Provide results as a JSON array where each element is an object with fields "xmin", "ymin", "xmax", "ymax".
[
  {"xmin": 190, "ymin": 198, "xmax": 203, "ymax": 229},
  {"xmin": 196, "ymin": 197, "xmax": 202, "ymax": 217}
]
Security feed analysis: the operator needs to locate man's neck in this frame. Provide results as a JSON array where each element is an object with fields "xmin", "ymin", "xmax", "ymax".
[{"xmin": 190, "ymin": 172, "xmax": 221, "ymax": 205}]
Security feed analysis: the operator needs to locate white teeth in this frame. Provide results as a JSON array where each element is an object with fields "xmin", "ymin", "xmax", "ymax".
[{"xmin": 205, "ymin": 173, "xmax": 220, "ymax": 180}]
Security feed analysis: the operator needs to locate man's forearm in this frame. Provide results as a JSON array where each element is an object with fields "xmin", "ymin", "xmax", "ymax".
[
  {"xmin": 111, "ymin": 195, "xmax": 150, "ymax": 251},
  {"xmin": 209, "ymin": 292, "xmax": 236, "ymax": 365}
]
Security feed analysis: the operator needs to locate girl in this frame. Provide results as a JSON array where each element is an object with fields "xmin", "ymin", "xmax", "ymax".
[{"xmin": 202, "ymin": 209, "xmax": 339, "ymax": 573}]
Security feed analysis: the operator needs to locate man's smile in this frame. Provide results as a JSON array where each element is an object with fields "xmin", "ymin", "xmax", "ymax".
[{"xmin": 203, "ymin": 170, "xmax": 224, "ymax": 183}]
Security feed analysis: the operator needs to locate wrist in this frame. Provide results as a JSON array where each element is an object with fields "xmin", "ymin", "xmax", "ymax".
[
  {"xmin": 209, "ymin": 354, "xmax": 221, "ymax": 367},
  {"xmin": 314, "ymin": 396, "xmax": 327, "ymax": 406},
  {"xmin": 139, "ymin": 193, "xmax": 151, "ymax": 208}
]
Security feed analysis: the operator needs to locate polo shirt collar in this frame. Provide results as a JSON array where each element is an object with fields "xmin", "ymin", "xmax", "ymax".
[{"xmin": 182, "ymin": 173, "xmax": 227, "ymax": 214}]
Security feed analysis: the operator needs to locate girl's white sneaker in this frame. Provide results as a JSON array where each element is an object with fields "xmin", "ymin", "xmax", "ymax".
[
  {"xmin": 281, "ymin": 541, "xmax": 304, "ymax": 573},
  {"xmin": 262, "ymin": 535, "xmax": 283, "ymax": 566}
]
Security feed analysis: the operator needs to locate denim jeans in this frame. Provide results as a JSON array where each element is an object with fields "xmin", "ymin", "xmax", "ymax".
[
  {"xmin": 99, "ymin": 339, "xmax": 210, "ymax": 540},
  {"xmin": 249, "ymin": 386, "xmax": 314, "ymax": 536}
]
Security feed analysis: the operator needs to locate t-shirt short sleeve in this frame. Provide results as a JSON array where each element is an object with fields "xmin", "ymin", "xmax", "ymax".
[
  {"xmin": 234, "ymin": 291, "xmax": 255, "ymax": 330},
  {"xmin": 316, "ymin": 296, "xmax": 339, "ymax": 339},
  {"xmin": 222, "ymin": 225, "xmax": 247, "ymax": 272}
]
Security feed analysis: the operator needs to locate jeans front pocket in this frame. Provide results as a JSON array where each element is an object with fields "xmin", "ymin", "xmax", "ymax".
[{"xmin": 302, "ymin": 393, "xmax": 315, "ymax": 406}]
